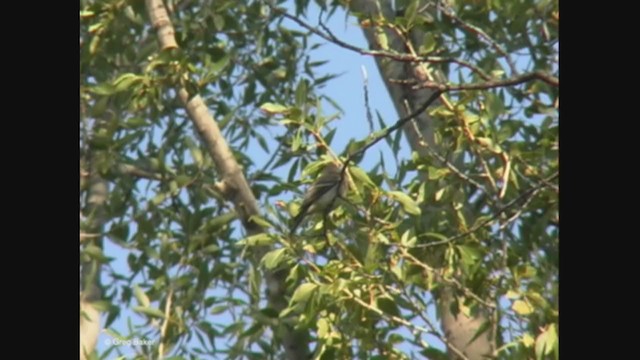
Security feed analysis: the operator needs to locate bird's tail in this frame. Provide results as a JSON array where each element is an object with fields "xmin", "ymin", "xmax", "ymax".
[{"xmin": 289, "ymin": 205, "xmax": 308, "ymax": 235}]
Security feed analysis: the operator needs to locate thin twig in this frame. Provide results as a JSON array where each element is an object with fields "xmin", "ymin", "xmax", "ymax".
[
  {"xmin": 345, "ymin": 91, "xmax": 443, "ymax": 167},
  {"xmin": 117, "ymin": 163, "xmax": 164, "ymax": 181},
  {"xmin": 361, "ymin": 66, "xmax": 374, "ymax": 133},
  {"xmin": 438, "ymin": 3, "xmax": 518, "ymax": 75},
  {"xmin": 415, "ymin": 71, "xmax": 559, "ymax": 91},
  {"xmin": 498, "ymin": 153, "xmax": 511, "ymax": 199},
  {"xmin": 342, "ymin": 288, "xmax": 470, "ymax": 360},
  {"xmin": 80, "ymin": 233, "xmax": 101, "ymax": 243},
  {"xmin": 273, "ymin": 6, "xmax": 492, "ymax": 80},
  {"xmin": 399, "ymin": 248, "xmax": 497, "ymax": 309},
  {"xmin": 158, "ymin": 289, "xmax": 173, "ymax": 358},
  {"xmin": 408, "ymin": 118, "xmax": 492, "ymax": 202}
]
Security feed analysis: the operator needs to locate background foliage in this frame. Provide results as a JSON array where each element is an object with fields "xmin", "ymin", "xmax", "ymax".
[{"xmin": 80, "ymin": 0, "xmax": 558, "ymax": 359}]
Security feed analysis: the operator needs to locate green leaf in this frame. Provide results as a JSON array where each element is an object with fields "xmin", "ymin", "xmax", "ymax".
[
  {"xmin": 525, "ymin": 291, "xmax": 549, "ymax": 309},
  {"xmin": 485, "ymin": 92, "xmax": 505, "ymax": 119},
  {"xmin": 387, "ymin": 333, "xmax": 404, "ymax": 344},
  {"xmin": 324, "ymin": 127, "xmax": 337, "ymax": 145},
  {"xmin": 124, "ymin": 117, "xmax": 147, "ymax": 129},
  {"xmin": 476, "ymin": 137, "xmax": 503, "ymax": 154},
  {"xmin": 248, "ymin": 215, "xmax": 273, "ymax": 229},
  {"xmin": 80, "ymin": 10, "xmax": 95, "ymax": 18},
  {"xmin": 133, "ymin": 285, "xmax": 150, "ymax": 307},
  {"xmin": 317, "ymin": 317, "xmax": 330, "ymax": 339},
  {"xmin": 400, "ymin": 230, "xmax": 416, "ymax": 247},
  {"xmin": 522, "ymin": 332, "xmax": 535, "ymax": 347},
  {"xmin": 89, "ymin": 34, "xmax": 101, "ymax": 54},
  {"xmin": 457, "ymin": 244, "xmax": 483, "ymax": 267},
  {"xmin": 113, "ymin": 73, "xmax": 143, "ymax": 93},
  {"xmin": 90, "ymin": 83, "xmax": 115, "ymax": 96},
  {"xmin": 237, "ymin": 233, "xmax": 276, "ymax": 247},
  {"xmin": 388, "ymin": 191, "xmax": 421, "ymax": 215},
  {"xmin": 83, "ymin": 245, "xmax": 110, "ymax": 262},
  {"xmin": 404, "ymin": 0, "xmax": 419, "ymax": 28},
  {"xmin": 515, "ymin": 264, "xmax": 538, "ymax": 279},
  {"xmin": 212, "ymin": 14, "xmax": 225, "ymax": 31},
  {"xmin": 240, "ymin": 323, "xmax": 263, "ymax": 338},
  {"xmin": 133, "ymin": 306, "xmax": 165, "ymax": 318},
  {"xmin": 210, "ymin": 54, "xmax": 230, "ymax": 74},
  {"xmin": 202, "ymin": 244, "xmax": 220, "ymax": 254},
  {"xmin": 210, "ymin": 306, "xmax": 228, "ymax": 315},
  {"xmin": 261, "ymin": 248, "xmax": 289, "ymax": 270},
  {"xmin": 260, "ymin": 102, "xmax": 289, "ymax": 115},
  {"xmin": 295, "ymin": 79, "xmax": 308, "ymax": 107},
  {"xmin": 421, "ymin": 232, "xmax": 448, "ymax": 243},
  {"xmin": 204, "ymin": 212, "xmax": 236, "ymax": 232},
  {"xmin": 420, "ymin": 348, "xmax": 448, "ymax": 360},
  {"xmin": 88, "ymin": 22, "xmax": 103, "ymax": 33},
  {"xmin": 376, "ymin": 297, "xmax": 400, "ymax": 317},
  {"xmin": 512, "ymin": 300, "xmax": 534, "ymax": 315},
  {"xmin": 189, "ymin": 147, "xmax": 204, "ymax": 167},
  {"xmin": 535, "ymin": 324, "xmax": 558, "ymax": 360},
  {"xmin": 428, "ymin": 167, "xmax": 450, "ymax": 180},
  {"xmin": 290, "ymin": 283, "xmax": 317, "ymax": 307},
  {"xmin": 151, "ymin": 193, "xmax": 166, "ymax": 205},
  {"xmin": 349, "ymin": 166, "xmax": 375, "ymax": 188},
  {"xmin": 420, "ymin": 33, "xmax": 437, "ymax": 54},
  {"xmin": 505, "ymin": 290, "xmax": 520, "ymax": 300}
]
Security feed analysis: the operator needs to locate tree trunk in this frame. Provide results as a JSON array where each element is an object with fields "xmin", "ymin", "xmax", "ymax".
[
  {"xmin": 80, "ymin": 172, "xmax": 107, "ymax": 359},
  {"xmin": 347, "ymin": 1, "xmax": 495, "ymax": 358}
]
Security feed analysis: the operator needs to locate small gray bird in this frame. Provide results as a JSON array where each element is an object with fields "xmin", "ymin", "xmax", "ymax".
[{"xmin": 290, "ymin": 162, "xmax": 348, "ymax": 234}]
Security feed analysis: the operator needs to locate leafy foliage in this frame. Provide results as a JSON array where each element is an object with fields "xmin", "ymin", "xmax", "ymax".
[{"xmin": 80, "ymin": 0, "xmax": 558, "ymax": 359}]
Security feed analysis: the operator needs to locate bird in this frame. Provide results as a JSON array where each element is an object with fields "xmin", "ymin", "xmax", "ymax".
[{"xmin": 290, "ymin": 161, "xmax": 348, "ymax": 234}]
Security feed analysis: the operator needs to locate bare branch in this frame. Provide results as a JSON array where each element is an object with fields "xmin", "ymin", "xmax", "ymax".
[
  {"xmin": 158, "ymin": 290, "xmax": 173, "ymax": 358},
  {"xmin": 80, "ymin": 233, "xmax": 101, "ymax": 243},
  {"xmin": 116, "ymin": 163, "xmax": 164, "ymax": 181},
  {"xmin": 345, "ymin": 90, "xmax": 443, "ymax": 167},
  {"xmin": 361, "ymin": 66, "xmax": 374, "ymax": 133},
  {"xmin": 414, "ymin": 71, "xmax": 559, "ymax": 91}
]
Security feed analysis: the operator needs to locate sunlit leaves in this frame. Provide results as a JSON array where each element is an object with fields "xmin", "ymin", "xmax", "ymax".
[
  {"xmin": 535, "ymin": 324, "xmax": 558, "ymax": 360},
  {"xmin": 80, "ymin": 0, "xmax": 558, "ymax": 358},
  {"xmin": 260, "ymin": 102, "xmax": 289, "ymax": 115},
  {"xmin": 289, "ymin": 282, "xmax": 318, "ymax": 311},
  {"xmin": 388, "ymin": 191, "xmax": 421, "ymax": 216},
  {"xmin": 261, "ymin": 248, "xmax": 290, "ymax": 270}
]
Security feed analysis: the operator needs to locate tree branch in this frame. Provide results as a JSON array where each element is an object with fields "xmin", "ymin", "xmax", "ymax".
[
  {"xmin": 413, "ymin": 70, "xmax": 559, "ymax": 91},
  {"xmin": 273, "ymin": 6, "xmax": 491, "ymax": 80},
  {"xmin": 344, "ymin": 90, "xmax": 443, "ymax": 167},
  {"xmin": 438, "ymin": 2, "xmax": 518, "ymax": 75},
  {"xmin": 144, "ymin": 2, "xmax": 310, "ymax": 359}
]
